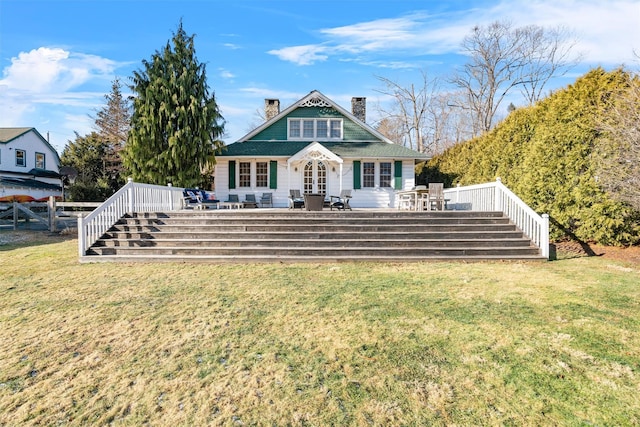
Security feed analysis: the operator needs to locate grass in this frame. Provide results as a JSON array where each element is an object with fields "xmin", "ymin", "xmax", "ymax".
[{"xmin": 1, "ymin": 233, "xmax": 639, "ymax": 426}]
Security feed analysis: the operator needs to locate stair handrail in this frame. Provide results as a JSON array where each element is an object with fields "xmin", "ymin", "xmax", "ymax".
[
  {"xmin": 444, "ymin": 178, "xmax": 549, "ymax": 258},
  {"xmin": 78, "ymin": 179, "xmax": 185, "ymax": 256}
]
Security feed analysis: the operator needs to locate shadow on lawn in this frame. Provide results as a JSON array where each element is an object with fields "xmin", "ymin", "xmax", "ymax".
[{"xmin": 548, "ymin": 216, "xmax": 600, "ymax": 260}]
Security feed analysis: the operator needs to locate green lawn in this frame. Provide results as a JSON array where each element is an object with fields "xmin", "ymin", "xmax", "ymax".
[{"xmin": 1, "ymin": 233, "xmax": 639, "ymax": 426}]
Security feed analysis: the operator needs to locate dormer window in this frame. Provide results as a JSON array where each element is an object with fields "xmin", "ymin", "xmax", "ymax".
[{"xmin": 288, "ymin": 118, "xmax": 342, "ymax": 140}]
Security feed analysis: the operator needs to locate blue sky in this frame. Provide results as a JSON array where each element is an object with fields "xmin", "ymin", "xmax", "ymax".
[{"xmin": 1, "ymin": 0, "xmax": 638, "ymax": 154}]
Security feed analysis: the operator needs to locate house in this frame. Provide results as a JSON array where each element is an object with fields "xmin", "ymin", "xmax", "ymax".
[
  {"xmin": 0, "ymin": 127, "xmax": 62, "ymax": 202},
  {"xmin": 214, "ymin": 90, "xmax": 429, "ymax": 208}
]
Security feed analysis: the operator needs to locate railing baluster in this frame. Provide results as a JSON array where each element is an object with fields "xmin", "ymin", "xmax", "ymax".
[{"xmin": 444, "ymin": 179, "xmax": 549, "ymax": 259}]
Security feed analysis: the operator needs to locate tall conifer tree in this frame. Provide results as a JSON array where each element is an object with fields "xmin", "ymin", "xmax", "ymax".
[
  {"xmin": 124, "ymin": 21, "xmax": 225, "ymax": 187},
  {"xmin": 94, "ymin": 77, "xmax": 130, "ymax": 189}
]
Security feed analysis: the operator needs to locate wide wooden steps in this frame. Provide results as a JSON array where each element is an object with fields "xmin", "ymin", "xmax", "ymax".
[{"xmin": 82, "ymin": 210, "xmax": 546, "ymax": 263}]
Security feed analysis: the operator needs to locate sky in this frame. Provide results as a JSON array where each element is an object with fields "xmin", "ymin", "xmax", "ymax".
[{"xmin": 1, "ymin": 0, "xmax": 638, "ymax": 154}]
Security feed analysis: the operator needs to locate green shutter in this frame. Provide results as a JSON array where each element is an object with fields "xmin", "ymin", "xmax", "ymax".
[
  {"xmin": 269, "ymin": 161, "xmax": 277, "ymax": 189},
  {"xmin": 353, "ymin": 160, "xmax": 361, "ymax": 189},
  {"xmin": 229, "ymin": 161, "xmax": 236, "ymax": 189},
  {"xmin": 394, "ymin": 160, "xmax": 402, "ymax": 190}
]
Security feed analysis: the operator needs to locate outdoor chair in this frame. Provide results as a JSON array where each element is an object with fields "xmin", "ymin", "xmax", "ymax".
[
  {"xmin": 224, "ymin": 194, "xmax": 242, "ymax": 209},
  {"xmin": 428, "ymin": 183, "xmax": 445, "ymax": 211},
  {"xmin": 330, "ymin": 189, "xmax": 352, "ymax": 211},
  {"xmin": 260, "ymin": 193, "xmax": 273, "ymax": 208},
  {"xmin": 183, "ymin": 189, "xmax": 220, "ymax": 209},
  {"xmin": 397, "ymin": 191, "xmax": 414, "ymax": 210},
  {"xmin": 243, "ymin": 194, "xmax": 258, "ymax": 208},
  {"xmin": 289, "ymin": 189, "xmax": 305, "ymax": 209}
]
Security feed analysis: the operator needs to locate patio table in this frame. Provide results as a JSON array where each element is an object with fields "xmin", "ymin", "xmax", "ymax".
[{"xmin": 304, "ymin": 194, "xmax": 325, "ymax": 211}]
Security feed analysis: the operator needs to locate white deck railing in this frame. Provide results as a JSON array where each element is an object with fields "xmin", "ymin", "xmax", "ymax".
[
  {"xmin": 444, "ymin": 178, "xmax": 549, "ymax": 258},
  {"xmin": 78, "ymin": 179, "xmax": 184, "ymax": 256}
]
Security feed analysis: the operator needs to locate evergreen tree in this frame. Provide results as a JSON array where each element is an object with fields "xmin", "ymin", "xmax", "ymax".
[
  {"xmin": 425, "ymin": 68, "xmax": 640, "ymax": 246},
  {"xmin": 94, "ymin": 77, "xmax": 130, "ymax": 189},
  {"xmin": 123, "ymin": 21, "xmax": 225, "ymax": 187},
  {"xmin": 60, "ymin": 132, "xmax": 113, "ymax": 201}
]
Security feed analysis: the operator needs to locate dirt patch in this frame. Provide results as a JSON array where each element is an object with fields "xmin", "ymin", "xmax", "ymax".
[
  {"xmin": 0, "ymin": 230, "xmax": 72, "ymax": 246},
  {"xmin": 554, "ymin": 241, "xmax": 640, "ymax": 264}
]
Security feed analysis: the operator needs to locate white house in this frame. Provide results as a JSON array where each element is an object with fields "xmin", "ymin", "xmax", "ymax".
[
  {"xmin": 214, "ymin": 90, "xmax": 429, "ymax": 208},
  {"xmin": 0, "ymin": 127, "xmax": 62, "ymax": 202}
]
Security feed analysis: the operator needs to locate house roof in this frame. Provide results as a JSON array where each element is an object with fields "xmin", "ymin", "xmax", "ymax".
[
  {"xmin": 0, "ymin": 127, "xmax": 62, "ymax": 163},
  {"xmin": 224, "ymin": 90, "xmax": 429, "ymax": 161},
  {"xmin": 238, "ymin": 90, "xmax": 395, "ymax": 144},
  {"xmin": 219, "ymin": 140, "xmax": 428, "ymax": 159},
  {"xmin": 0, "ymin": 176, "xmax": 62, "ymax": 191}
]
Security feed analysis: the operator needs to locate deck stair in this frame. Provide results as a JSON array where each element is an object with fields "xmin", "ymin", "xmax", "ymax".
[
  {"xmin": 81, "ymin": 209, "xmax": 545, "ymax": 262},
  {"xmin": 82, "ymin": 210, "xmax": 546, "ymax": 262}
]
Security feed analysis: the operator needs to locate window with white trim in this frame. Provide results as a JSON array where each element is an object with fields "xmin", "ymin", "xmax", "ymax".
[
  {"xmin": 256, "ymin": 162, "xmax": 268, "ymax": 187},
  {"xmin": 239, "ymin": 162, "xmax": 251, "ymax": 187},
  {"xmin": 35, "ymin": 152, "xmax": 45, "ymax": 169},
  {"xmin": 380, "ymin": 162, "xmax": 392, "ymax": 187},
  {"xmin": 16, "ymin": 149, "xmax": 26, "ymax": 167},
  {"xmin": 288, "ymin": 118, "xmax": 343, "ymax": 140},
  {"xmin": 363, "ymin": 162, "xmax": 375, "ymax": 188}
]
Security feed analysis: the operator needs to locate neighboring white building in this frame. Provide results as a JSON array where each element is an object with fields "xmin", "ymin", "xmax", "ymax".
[
  {"xmin": 214, "ymin": 90, "xmax": 429, "ymax": 208},
  {"xmin": 0, "ymin": 127, "xmax": 62, "ymax": 202}
]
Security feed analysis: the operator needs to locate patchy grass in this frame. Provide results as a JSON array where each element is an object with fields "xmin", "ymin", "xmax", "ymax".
[{"xmin": 0, "ymin": 233, "xmax": 639, "ymax": 425}]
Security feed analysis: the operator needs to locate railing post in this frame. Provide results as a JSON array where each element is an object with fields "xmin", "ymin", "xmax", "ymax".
[
  {"xmin": 167, "ymin": 183, "xmax": 173, "ymax": 210},
  {"xmin": 127, "ymin": 178, "xmax": 134, "ymax": 213},
  {"xmin": 78, "ymin": 216, "xmax": 85, "ymax": 257},
  {"xmin": 455, "ymin": 183, "xmax": 460, "ymax": 210},
  {"xmin": 541, "ymin": 213, "xmax": 550, "ymax": 259},
  {"xmin": 494, "ymin": 178, "xmax": 502, "ymax": 212}
]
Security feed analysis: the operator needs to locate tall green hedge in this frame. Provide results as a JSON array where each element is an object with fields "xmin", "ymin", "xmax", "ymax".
[{"xmin": 423, "ymin": 68, "xmax": 640, "ymax": 246}]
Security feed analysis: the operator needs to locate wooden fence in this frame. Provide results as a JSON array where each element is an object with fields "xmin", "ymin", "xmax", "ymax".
[{"xmin": 0, "ymin": 197, "xmax": 100, "ymax": 232}]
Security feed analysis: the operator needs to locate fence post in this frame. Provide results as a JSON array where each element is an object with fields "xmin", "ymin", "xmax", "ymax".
[
  {"xmin": 13, "ymin": 201, "xmax": 18, "ymax": 230},
  {"xmin": 167, "ymin": 183, "xmax": 173, "ymax": 210},
  {"xmin": 48, "ymin": 196, "xmax": 56, "ymax": 232}
]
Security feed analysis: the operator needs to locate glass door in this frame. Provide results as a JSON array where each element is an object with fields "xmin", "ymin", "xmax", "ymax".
[{"xmin": 303, "ymin": 160, "xmax": 327, "ymax": 194}]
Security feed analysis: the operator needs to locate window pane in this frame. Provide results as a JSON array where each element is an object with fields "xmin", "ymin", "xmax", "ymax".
[
  {"xmin": 16, "ymin": 150, "xmax": 26, "ymax": 167},
  {"xmin": 380, "ymin": 162, "xmax": 392, "ymax": 187},
  {"xmin": 35, "ymin": 153, "xmax": 45, "ymax": 169},
  {"xmin": 316, "ymin": 120, "xmax": 328, "ymax": 138},
  {"xmin": 330, "ymin": 120, "xmax": 341, "ymax": 138},
  {"xmin": 239, "ymin": 162, "xmax": 251, "ymax": 187},
  {"xmin": 256, "ymin": 162, "xmax": 268, "ymax": 187},
  {"xmin": 289, "ymin": 120, "xmax": 300, "ymax": 138},
  {"xmin": 363, "ymin": 162, "xmax": 375, "ymax": 188},
  {"xmin": 303, "ymin": 120, "xmax": 314, "ymax": 138}
]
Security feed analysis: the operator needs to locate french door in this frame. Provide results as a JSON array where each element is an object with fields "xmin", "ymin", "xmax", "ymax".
[{"xmin": 303, "ymin": 160, "xmax": 327, "ymax": 194}]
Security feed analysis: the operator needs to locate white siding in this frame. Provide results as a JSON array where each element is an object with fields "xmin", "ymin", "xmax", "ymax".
[
  {"xmin": 0, "ymin": 131, "xmax": 59, "ymax": 174},
  {"xmin": 214, "ymin": 158, "xmax": 416, "ymax": 208}
]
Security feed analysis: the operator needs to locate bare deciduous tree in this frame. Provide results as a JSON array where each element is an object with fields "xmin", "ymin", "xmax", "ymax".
[
  {"xmin": 375, "ymin": 71, "xmax": 441, "ymax": 154},
  {"xmin": 375, "ymin": 73, "xmax": 474, "ymax": 156},
  {"xmin": 596, "ymin": 70, "xmax": 640, "ymax": 210},
  {"xmin": 450, "ymin": 21, "xmax": 579, "ymax": 137}
]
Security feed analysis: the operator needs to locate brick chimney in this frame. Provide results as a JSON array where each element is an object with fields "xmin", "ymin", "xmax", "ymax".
[
  {"xmin": 265, "ymin": 99, "xmax": 280, "ymax": 121},
  {"xmin": 351, "ymin": 97, "xmax": 366, "ymax": 122}
]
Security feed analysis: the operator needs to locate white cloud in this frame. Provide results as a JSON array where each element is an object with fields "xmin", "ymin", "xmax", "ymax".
[
  {"xmin": 219, "ymin": 68, "xmax": 235, "ymax": 80},
  {"xmin": 223, "ymin": 43, "xmax": 242, "ymax": 50},
  {"xmin": 267, "ymin": 44, "xmax": 329, "ymax": 66},
  {"xmin": 0, "ymin": 47, "xmax": 116, "ymax": 93},
  {"xmin": 267, "ymin": 0, "xmax": 639, "ymax": 68},
  {"xmin": 0, "ymin": 47, "xmax": 123, "ymax": 152}
]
